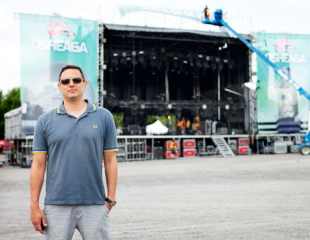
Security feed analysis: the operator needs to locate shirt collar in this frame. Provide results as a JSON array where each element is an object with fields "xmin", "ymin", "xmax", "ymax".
[{"xmin": 56, "ymin": 100, "xmax": 97, "ymax": 115}]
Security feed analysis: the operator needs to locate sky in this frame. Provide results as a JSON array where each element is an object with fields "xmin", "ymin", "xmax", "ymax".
[{"xmin": 0, "ymin": 0, "xmax": 310, "ymax": 94}]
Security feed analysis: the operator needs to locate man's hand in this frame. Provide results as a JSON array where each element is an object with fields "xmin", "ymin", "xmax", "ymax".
[
  {"xmin": 30, "ymin": 207, "xmax": 47, "ymax": 234},
  {"xmin": 30, "ymin": 152, "xmax": 47, "ymax": 234}
]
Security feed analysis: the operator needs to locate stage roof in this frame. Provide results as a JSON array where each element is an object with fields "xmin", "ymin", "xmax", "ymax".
[{"xmin": 103, "ymin": 24, "xmax": 253, "ymax": 41}]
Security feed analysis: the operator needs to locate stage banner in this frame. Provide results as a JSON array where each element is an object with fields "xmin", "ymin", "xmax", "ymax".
[
  {"xmin": 255, "ymin": 33, "xmax": 310, "ymax": 133},
  {"xmin": 19, "ymin": 14, "xmax": 98, "ymax": 135}
]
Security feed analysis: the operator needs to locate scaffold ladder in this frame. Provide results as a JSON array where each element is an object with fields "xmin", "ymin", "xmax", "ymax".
[{"xmin": 212, "ymin": 136, "xmax": 235, "ymax": 157}]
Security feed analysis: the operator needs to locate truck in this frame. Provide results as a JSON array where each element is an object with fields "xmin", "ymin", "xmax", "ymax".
[{"xmin": 202, "ymin": 8, "xmax": 310, "ymax": 155}]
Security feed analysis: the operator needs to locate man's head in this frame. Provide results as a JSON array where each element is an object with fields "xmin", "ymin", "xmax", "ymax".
[
  {"xmin": 57, "ymin": 65, "xmax": 87, "ymax": 100},
  {"xmin": 58, "ymin": 65, "xmax": 85, "ymax": 82}
]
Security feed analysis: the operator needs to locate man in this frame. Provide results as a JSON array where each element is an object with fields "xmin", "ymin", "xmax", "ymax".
[
  {"xmin": 170, "ymin": 138, "xmax": 178, "ymax": 158},
  {"xmin": 30, "ymin": 65, "xmax": 118, "ymax": 240},
  {"xmin": 204, "ymin": 5, "xmax": 210, "ymax": 20}
]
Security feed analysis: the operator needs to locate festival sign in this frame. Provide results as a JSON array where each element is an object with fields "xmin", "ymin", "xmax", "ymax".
[
  {"xmin": 19, "ymin": 14, "xmax": 98, "ymax": 135},
  {"xmin": 255, "ymin": 33, "xmax": 310, "ymax": 133}
]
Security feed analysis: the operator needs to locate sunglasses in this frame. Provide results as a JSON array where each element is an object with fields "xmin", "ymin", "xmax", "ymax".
[{"xmin": 60, "ymin": 77, "xmax": 84, "ymax": 85}]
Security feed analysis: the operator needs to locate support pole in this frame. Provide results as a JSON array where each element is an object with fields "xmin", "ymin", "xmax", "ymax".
[
  {"xmin": 165, "ymin": 68, "xmax": 170, "ymax": 101},
  {"xmin": 218, "ymin": 66, "xmax": 221, "ymax": 121}
]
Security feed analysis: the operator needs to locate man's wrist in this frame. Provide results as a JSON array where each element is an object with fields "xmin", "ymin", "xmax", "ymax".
[
  {"xmin": 30, "ymin": 201, "xmax": 40, "ymax": 210},
  {"xmin": 105, "ymin": 198, "xmax": 117, "ymax": 207},
  {"xmin": 30, "ymin": 204, "xmax": 40, "ymax": 210}
]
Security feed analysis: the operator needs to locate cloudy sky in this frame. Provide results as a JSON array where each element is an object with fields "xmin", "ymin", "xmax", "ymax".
[{"xmin": 1, "ymin": 0, "xmax": 310, "ymax": 94}]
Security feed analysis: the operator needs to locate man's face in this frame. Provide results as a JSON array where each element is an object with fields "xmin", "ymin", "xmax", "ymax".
[{"xmin": 57, "ymin": 69, "xmax": 87, "ymax": 100}]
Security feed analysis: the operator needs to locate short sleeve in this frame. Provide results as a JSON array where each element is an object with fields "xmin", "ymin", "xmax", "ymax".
[
  {"xmin": 33, "ymin": 117, "xmax": 47, "ymax": 154},
  {"xmin": 103, "ymin": 111, "xmax": 118, "ymax": 152}
]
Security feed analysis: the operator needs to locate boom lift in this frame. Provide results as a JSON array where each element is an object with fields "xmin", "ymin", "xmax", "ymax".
[{"xmin": 202, "ymin": 8, "xmax": 310, "ymax": 155}]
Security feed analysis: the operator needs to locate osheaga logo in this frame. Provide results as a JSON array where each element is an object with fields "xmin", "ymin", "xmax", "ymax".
[
  {"xmin": 265, "ymin": 38, "xmax": 306, "ymax": 64},
  {"xmin": 275, "ymin": 38, "xmax": 296, "ymax": 51},
  {"xmin": 30, "ymin": 22, "xmax": 88, "ymax": 53}
]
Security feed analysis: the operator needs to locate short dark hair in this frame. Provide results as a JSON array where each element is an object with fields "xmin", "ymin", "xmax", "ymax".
[{"xmin": 58, "ymin": 65, "xmax": 85, "ymax": 81}]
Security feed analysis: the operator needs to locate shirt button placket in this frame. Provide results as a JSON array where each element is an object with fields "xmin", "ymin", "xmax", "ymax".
[{"xmin": 75, "ymin": 119, "xmax": 80, "ymax": 130}]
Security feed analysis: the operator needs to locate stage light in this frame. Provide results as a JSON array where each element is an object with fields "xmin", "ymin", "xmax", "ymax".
[
  {"xmin": 198, "ymin": 54, "xmax": 203, "ymax": 58},
  {"xmin": 113, "ymin": 53, "xmax": 118, "ymax": 57},
  {"xmin": 183, "ymin": 60, "xmax": 188, "ymax": 64},
  {"xmin": 174, "ymin": 57, "xmax": 178, "ymax": 60},
  {"xmin": 203, "ymin": 62, "xmax": 208, "ymax": 70},
  {"xmin": 219, "ymin": 47, "xmax": 222, "ymax": 50},
  {"xmin": 140, "ymin": 104, "xmax": 145, "ymax": 109},
  {"xmin": 132, "ymin": 51, "xmax": 136, "ymax": 56},
  {"xmin": 139, "ymin": 51, "xmax": 144, "ymax": 54},
  {"xmin": 206, "ymin": 56, "xmax": 210, "ymax": 61},
  {"xmin": 211, "ymin": 62, "xmax": 217, "ymax": 70},
  {"xmin": 202, "ymin": 104, "xmax": 207, "ymax": 109},
  {"xmin": 219, "ymin": 62, "xmax": 224, "ymax": 70},
  {"xmin": 167, "ymin": 104, "xmax": 172, "ymax": 109},
  {"xmin": 122, "ymin": 52, "xmax": 127, "ymax": 57},
  {"xmin": 127, "ymin": 57, "xmax": 131, "ymax": 61},
  {"xmin": 138, "ymin": 55, "xmax": 144, "ymax": 64},
  {"xmin": 225, "ymin": 105, "xmax": 230, "ymax": 110},
  {"xmin": 223, "ymin": 43, "xmax": 228, "ymax": 49}
]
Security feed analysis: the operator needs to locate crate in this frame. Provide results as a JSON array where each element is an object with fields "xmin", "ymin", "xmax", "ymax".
[
  {"xmin": 228, "ymin": 139, "xmax": 237, "ymax": 148},
  {"xmin": 118, "ymin": 146, "xmax": 125, "ymax": 153},
  {"xmin": 154, "ymin": 147, "xmax": 163, "ymax": 159},
  {"xmin": 197, "ymin": 141, "xmax": 204, "ymax": 148},
  {"xmin": 271, "ymin": 142, "xmax": 287, "ymax": 154},
  {"xmin": 164, "ymin": 140, "xmax": 180, "ymax": 150},
  {"xmin": 289, "ymin": 145, "xmax": 299, "ymax": 153},
  {"xmin": 238, "ymin": 138, "xmax": 250, "ymax": 146},
  {"xmin": 237, "ymin": 146, "xmax": 249, "ymax": 155},
  {"xmin": 182, "ymin": 148, "xmax": 196, "ymax": 157},
  {"xmin": 183, "ymin": 139, "xmax": 196, "ymax": 148},
  {"xmin": 164, "ymin": 150, "xmax": 179, "ymax": 159},
  {"xmin": 116, "ymin": 153, "xmax": 126, "ymax": 162}
]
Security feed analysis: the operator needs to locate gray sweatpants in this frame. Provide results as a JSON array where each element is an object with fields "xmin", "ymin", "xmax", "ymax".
[{"xmin": 43, "ymin": 204, "xmax": 110, "ymax": 240}]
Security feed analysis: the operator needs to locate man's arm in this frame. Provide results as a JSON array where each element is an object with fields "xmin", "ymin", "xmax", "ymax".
[
  {"xmin": 30, "ymin": 153, "xmax": 47, "ymax": 234},
  {"xmin": 103, "ymin": 151, "xmax": 118, "ymax": 211}
]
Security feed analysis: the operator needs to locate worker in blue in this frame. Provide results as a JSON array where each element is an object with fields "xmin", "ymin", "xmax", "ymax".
[
  {"xmin": 30, "ymin": 65, "xmax": 118, "ymax": 240},
  {"xmin": 204, "ymin": 5, "xmax": 210, "ymax": 21}
]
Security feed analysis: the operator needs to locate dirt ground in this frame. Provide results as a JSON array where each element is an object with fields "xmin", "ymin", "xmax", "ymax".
[{"xmin": 1, "ymin": 154, "xmax": 310, "ymax": 240}]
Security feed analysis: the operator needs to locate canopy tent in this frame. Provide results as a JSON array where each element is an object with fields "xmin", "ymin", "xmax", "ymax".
[{"xmin": 146, "ymin": 120, "xmax": 168, "ymax": 135}]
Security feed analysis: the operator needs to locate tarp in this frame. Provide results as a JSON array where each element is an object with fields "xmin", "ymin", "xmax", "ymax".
[{"xmin": 146, "ymin": 120, "xmax": 168, "ymax": 135}]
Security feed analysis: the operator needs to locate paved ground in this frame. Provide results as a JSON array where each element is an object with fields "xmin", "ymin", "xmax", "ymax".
[{"xmin": 1, "ymin": 154, "xmax": 310, "ymax": 240}]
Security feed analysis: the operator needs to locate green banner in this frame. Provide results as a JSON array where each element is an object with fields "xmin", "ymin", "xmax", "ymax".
[
  {"xmin": 19, "ymin": 14, "xmax": 98, "ymax": 135},
  {"xmin": 255, "ymin": 33, "xmax": 310, "ymax": 133}
]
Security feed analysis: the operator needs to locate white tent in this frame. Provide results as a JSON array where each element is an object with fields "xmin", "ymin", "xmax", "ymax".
[{"xmin": 146, "ymin": 120, "xmax": 168, "ymax": 135}]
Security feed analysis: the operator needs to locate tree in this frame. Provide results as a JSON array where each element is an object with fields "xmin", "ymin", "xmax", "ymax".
[{"xmin": 0, "ymin": 88, "xmax": 21, "ymax": 139}]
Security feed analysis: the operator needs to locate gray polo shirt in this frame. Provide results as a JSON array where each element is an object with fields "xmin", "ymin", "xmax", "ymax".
[{"xmin": 33, "ymin": 100, "xmax": 118, "ymax": 205}]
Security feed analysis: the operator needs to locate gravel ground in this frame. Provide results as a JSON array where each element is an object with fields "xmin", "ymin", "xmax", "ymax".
[{"xmin": 1, "ymin": 154, "xmax": 310, "ymax": 240}]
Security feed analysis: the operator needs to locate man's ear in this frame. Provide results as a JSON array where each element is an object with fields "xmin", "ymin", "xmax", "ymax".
[{"xmin": 57, "ymin": 82, "xmax": 62, "ymax": 93}]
